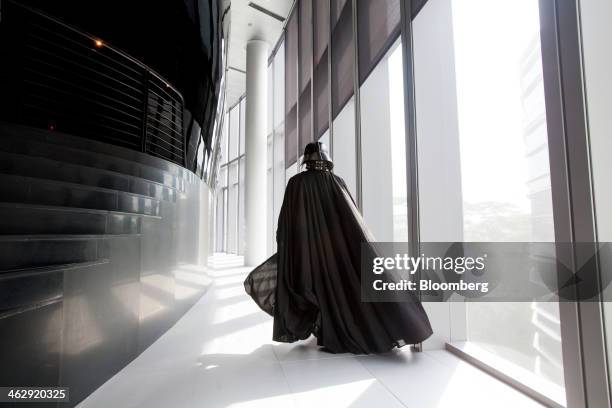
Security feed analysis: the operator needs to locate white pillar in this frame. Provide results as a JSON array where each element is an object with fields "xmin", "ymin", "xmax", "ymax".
[{"xmin": 244, "ymin": 40, "xmax": 269, "ymax": 266}]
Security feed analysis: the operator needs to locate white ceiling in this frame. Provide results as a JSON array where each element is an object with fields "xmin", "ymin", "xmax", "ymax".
[{"xmin": 224, "ymin": 0, "xmax": 293, "ymax": 108}]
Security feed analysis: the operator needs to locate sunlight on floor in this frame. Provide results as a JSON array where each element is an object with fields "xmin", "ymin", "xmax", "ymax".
[
  {"xmin": 78, "ymin": 255, "xmax": 544, "ymax": 408},
  {"xmin": 227, "ymin": 394, "xmax": 295, "ymax": 408},
  {"xmin": 211, "ymin": 300, "xmax": 258, "ymax": 324},
  {"xmin": 289, "ymin": 379, "xmax": 374, "ymax": 408}
]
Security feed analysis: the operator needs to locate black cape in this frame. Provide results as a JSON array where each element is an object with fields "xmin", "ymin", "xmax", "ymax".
[{"xmin": 244, "ymin": 169, "xmax": 433, "ymax": 354}]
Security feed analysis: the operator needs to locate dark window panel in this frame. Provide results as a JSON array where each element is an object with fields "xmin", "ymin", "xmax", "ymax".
[
  {"xmin": 299, "ymin": 0, "xmax": 313, "ymax": 90},
  {"xmin": 313, "ymin": 0, "xmax": 330, "ymax": 138},
  {"xmin": 313, "ymin": 0, "xmax": 329, "ymax": 64},
  {"xmin": 285, "ymin": 105, "xmax": 297, "ymax": 166},
  {"xmin": 299, "ymin": 84, "xmax": 312, "ymax": 150},
  {"xmin": 357, "ymin": 0, "xmax": 401, "ymax": 84},
  {"xmin": 331, "ymin": 0, "xmax": 350, "ymax": 18},
  {"xmin": 412, "ymin": 0, "xmax": 429, "ymax": 18},
  {"xmin": 298, "ymin": 0, "xmax": 313, "ymax": 150},
  {"xmin": 313, "ymin": 49, "xmax": 329, "ymax": 138},
  {"xmin": 285, "ymin": 9, "xmax": 298, "ymax": 167},
  {"xmin": 331, "ymin": 0, "xmax": 354, "ymax": 118}
]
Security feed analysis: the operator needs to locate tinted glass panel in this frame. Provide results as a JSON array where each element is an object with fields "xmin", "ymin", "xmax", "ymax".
[
  {"xmin": 313, "ymin": 0, "xmax": 330, "ymax": 138},
  {"xmin": 285, "ymin": 10, "xmax": 298, "ymax": 167},
  {"xmin": 331, "ymin": 0, "xmax": 354, "ymax": 118},
  {"xmin": 298, "ymin": 0, "xmax": 313, "ymax": 151},
  {"xmin": 357, "ymin": 0, "xmax": 401, "ymax": 84}
]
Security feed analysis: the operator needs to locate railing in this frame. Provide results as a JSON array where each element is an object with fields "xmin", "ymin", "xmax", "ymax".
[{"xmin": 0, "ymin": 0, "xmax": 186, "ymax": 167}]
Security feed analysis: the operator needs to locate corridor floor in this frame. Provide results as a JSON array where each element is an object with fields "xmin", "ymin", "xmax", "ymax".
[{"xmin": 79, "ymin": 256, "xmax": 543, "ymax": 408}]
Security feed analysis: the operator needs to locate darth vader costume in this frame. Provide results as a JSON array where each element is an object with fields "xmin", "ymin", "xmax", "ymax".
[{"xmin": 244, "ymin": 142, "xmax": 433, "ymax": 354}]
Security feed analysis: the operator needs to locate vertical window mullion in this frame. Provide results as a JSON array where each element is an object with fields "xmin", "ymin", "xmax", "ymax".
[
  {"xmin": 351, "ymin": 0, "xmax": 362, "ymax": 210},
  {"xmin": 328, "ymin": 0, "xmax": 334, "ymax": 156}
]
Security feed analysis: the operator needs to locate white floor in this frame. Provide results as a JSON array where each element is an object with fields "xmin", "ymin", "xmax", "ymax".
[{"xmin": 79, "ymin": 257, "xmax": 543, "ymax": 408}]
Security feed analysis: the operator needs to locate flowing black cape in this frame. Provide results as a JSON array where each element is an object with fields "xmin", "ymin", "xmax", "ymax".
[{"xmin": 244, "ymin": 169, "xmax": 433, "ymax": 354}]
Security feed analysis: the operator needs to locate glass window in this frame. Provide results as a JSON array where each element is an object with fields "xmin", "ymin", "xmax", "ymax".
[
  {"xmin": 580, "ymin": 0, "xmax": 612, "ymax": 384},
  {"xmin": 238, "ymin": 157, "xmax": 246, "ymax": 255},
  {"xmin": 299, "ymin": 0, "xmax": 313, "ymax": 91},
  {"xmin": 313, "ymin": 0, "xmax": 330, "ymax": 138},
  {"xmin": 195, "ymin": 135, "xmax": 205, "ymax": 177},
  {"xmin": 229, "ymin": 106, "xmax": 239, "ymax": 161},
  {"xmin": 412, "ymin": 0, "xmax": 429, "ymax": 17},
  {"xmin": 215, "ymin": 190, "xmax": 225, "ymax": 252},
  {"xmin": 286, "ymin": 161, "xmax": 298, "ymax": 185},
  {"xmin": 274, "ymin": 42, "xmax": 285, "ymax": 128},
  {"xmin": 298, "ymin": 0, "xmax": 313, "ymax": 151},
  {"xmin": 331, "ymin": 0, "xmax": 354, "ymax": 118},
  {"xmin": 219, "ymin": 165, "xmax": 227, "ymax": 189},
  {"xmin": 273, "ymin": 125, "xmax": 285, "ymax": 252},
  {"xmin": 268, "ymin": 63, "xmax": 274, "ymax": 140},
  {"xmin": 332, "ymin": 97, "xmax": 357, "ymax": 197},
  {"xmin": 239, "ymin": 99, "xmax": 246, "ymax": 155},
  {"xmin": 217, "ymin": 164, "xmax": 228, "ymax": 252},
  {"xmin": 357, "ymin": 0, "xmax": 401, "ymax": 84},
  {"xmin": 273, "ymin": 41, "xmax": 286, "ymax": 252},
  {"xmin": 330, "ymin": 0, "xmax": 356, "ymax": 199},
  {"xmin": 227, "ymin": 162, "xmax": 238, "ymax": 254},
  {"xmin": 221, "ymin": 113, "xmax": 229, "ymax": 165},
  {"xmin": 319, "ymin": 129, "xmax": 330, "ymax": 146},
  {"xmin": 267, "ymin": 133, "xmax": 274, "ymax": 255},
  {"xmin": 285, "ymin": 10, "xmax": 298, "ymax": 167},
  {"xmin": 413, "ymin": 0, "xmax": 563, "ymax": 403},
  {"xmin": 299, "ymin": 90, "xmax": 312, "ymax": 152},
  {"xmin": 209, "ymin": 191, "xmax": 216, "ymax": 254},
  {"xmin": 360, "ymin": 41, "xmax": 407, "ymax": 242}
]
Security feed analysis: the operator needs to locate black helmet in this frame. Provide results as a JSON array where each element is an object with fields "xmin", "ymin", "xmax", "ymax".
[{"xmin": 302, "ymin": 141, "xmax": 333, "ymax": 169}]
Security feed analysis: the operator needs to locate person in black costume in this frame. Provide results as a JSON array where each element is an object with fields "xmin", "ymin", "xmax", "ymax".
[{"xmin": 244, "ymin": 141, "xmax": 433, "ymax": 354}]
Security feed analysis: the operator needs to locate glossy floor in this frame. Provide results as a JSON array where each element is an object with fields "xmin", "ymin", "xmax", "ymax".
[{"xmin": 78, "ymin": 254, "xmax": 543, "ymax": 408}]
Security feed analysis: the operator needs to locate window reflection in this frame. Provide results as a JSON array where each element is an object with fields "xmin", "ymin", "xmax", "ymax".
[{"xmin": 414, "ymin": 0, "xmax": 564, "ymax": 402}]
